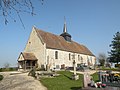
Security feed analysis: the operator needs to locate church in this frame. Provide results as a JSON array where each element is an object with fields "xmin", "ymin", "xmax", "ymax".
[{"xmin": 18, "ymin": 22, "xmax": 96, "ymax": 71}]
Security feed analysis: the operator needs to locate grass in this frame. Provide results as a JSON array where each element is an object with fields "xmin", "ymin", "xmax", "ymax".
[
  {"xmin": 0, "ymin": 75, "xmax": 3, "ymax": 81},
  {"xmin": 91, "ymin": 72, "xmax": 99, "ymax": 82},
  {"xmin": 40, "ymin": 71, "xmax": 83, "ymax": 90}
]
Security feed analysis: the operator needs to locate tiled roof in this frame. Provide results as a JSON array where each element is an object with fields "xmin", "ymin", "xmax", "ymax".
[
  {"xmin": 21, "ymin": 52, "xmax": 37, "ymax": 60},
  {"xmin": 35, "ymin": 28, "xmax": 94, "ymax": 56}
]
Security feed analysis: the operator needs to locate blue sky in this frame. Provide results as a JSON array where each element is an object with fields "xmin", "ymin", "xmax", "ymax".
[{"xmin": 0, "ymin": 0, "xmax": 120, "ymax": 67}]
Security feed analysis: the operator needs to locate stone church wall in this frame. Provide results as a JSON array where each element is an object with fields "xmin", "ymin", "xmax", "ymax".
[
  {"xmin": 46, "ymin": 48, "xmax": 96, "ymax": 70},
  {"xmin": 24, "ymin": 28, "xmax": 46, "ymax": 68}
]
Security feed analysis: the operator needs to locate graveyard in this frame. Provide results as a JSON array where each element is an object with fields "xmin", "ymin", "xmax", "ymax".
[{"xmin": 1, "ymin": 66, "xmax": 120, "ymax": 90}]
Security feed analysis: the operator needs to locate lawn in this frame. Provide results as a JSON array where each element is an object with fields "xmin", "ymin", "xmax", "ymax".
[
  {"xmin": 0, "ymin": 75, "xmax": 3, "ymax": 81},
  {"xmin": 40, "ymin": 71, "xmax": 83, "ymax": 90},
  {"xmin": 91, "ymin": 72, "xmax": 99, "ymax": 82}
]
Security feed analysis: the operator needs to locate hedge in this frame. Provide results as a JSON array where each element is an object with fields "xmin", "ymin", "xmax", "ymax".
[{"xmin": 0, "ymin": 75, "xmax": 3, "ymax": 81}]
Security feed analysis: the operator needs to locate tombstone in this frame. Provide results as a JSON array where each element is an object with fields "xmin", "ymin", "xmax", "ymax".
[
  {"xmin": 98, "ymin": 70, "xmax": 102, "ymax": 82},
  {"xmin": 83, "ymin": 72, "xmax": 91, "ymax": 87},
  {"xmin": 46, "ymin": 64, "xmax": 50, "ymax": 72},
  {"xmin": 46, "ymin": 57, "xmax": 51, "ymax": 72}
]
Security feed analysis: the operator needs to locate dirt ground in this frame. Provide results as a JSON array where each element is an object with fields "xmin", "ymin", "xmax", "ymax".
[{"xmin": 0, "ymin": 71, "xmax": 47, "ymax": 90}]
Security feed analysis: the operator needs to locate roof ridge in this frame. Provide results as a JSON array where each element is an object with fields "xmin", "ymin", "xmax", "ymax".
[{"xmin": 34, "ymin": 27, "xmax": 61, "ymax": 37}]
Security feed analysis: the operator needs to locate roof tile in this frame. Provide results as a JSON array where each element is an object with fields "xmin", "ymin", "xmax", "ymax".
[
  {"xmin": 35, "ymin": 28, "xmax": 94, "ymax": 56},
  {"xmin": 22, "ymin": 52, "xmax": 37, "ymax": 60}
]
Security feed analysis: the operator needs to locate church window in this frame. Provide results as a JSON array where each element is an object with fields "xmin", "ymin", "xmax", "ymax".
[
  {"xmin": 81, "ymin": 56, "xmax": 83, "ymax": 63},
  {"xmin": 55, "ymin": 51, "xmax": 58, "ymax": 59},
  {"xmin": 78, "ymin": 55, "xmax": 80, "ymax": 61},
  {"xmin": 69, "ymin": 53, "xmax": 71, "ymax": 60},
  {"xmin": 90, "ymin": 57, "xmax": 92, "ymax": 63},
  {"xmin": 72, "ymin": 54, "xmax": 75, "ymax": 60}
]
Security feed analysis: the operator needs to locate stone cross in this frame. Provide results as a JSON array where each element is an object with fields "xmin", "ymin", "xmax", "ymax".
[{"xmin": 73, "ymin": 60, "xmax": 76, "ymax": 75}]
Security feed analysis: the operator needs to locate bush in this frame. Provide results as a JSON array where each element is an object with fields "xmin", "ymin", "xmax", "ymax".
[
  {"xmin": 0, "ymin": 67, "xmax": 18, "ymax": 72},
  {"xmin": 28, "ymin": 68, "xmax": 36, "ymax": 78},
  {"xmin": 99, "ymin": 67, "xmax": 120, "ymax": 71},
  {"xmin": 9, "ymin": 67, "xmax": 18, "ymax": 71},
  {"xmin": 0, "ymin": 68, "xmax": 2, "ymax": 72},
  {"xmin": 115, "ymin": 64, "xmax": 120, "ymax": 68},
  {"xmin": 0, "ymin": 75, "xmax": 3, "ymax": 81}
]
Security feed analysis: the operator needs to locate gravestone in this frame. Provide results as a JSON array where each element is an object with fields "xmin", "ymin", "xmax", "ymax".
[
  {"xmin": 46, "ymin": 57, "xmax": 51, "ymax": 72},
  {"xmin": 83, "ymin": 72, "xmax": 91, "ymax": 87},
  {"xmin": 98, "ymin": 70, "xmax": 102, "ymax": 82}
]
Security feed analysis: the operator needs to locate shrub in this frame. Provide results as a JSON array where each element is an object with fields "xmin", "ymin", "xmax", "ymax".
[
  {"xmin": 28, "ymin": 68, "xmax": 36, "ymax": 78},
  {"xmin": 9, "ymin": 67, "xmax": 17, "ymax": 71},
  {"xmin": 0, "ymin": 75, "xmax": 3, "ymax": 81},
  {"xmin": 0, "ymin": 67, "xmax": 18, "ymax": 72},
  {"xmin": 0, "ymin": 68, "xmax": 2, "ymax": 72},
  {"xmin": 115, "ymin": 64, "xmax": 120, "ymax": 68}
]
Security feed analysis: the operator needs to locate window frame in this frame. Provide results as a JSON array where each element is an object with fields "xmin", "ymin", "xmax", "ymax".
[
  {"xmin": 69, "ymin": 53, "xmax": 71, "ymax": 60},
  {"xmin": 55, "ymin": 51, "xmax": 58, "ymax": 59}
]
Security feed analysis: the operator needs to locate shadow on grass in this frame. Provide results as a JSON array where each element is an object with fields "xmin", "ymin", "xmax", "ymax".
[
  {"xmin": 95, "ymin": 80, "xmax": 100, "ymax": 82},
  {"xmin": 71, "ymin": 87, "xmax": 82, "ymax": 90},
  {"xmin": 64, "ymin": 74, "xmax": 72, "ymax": 80}
]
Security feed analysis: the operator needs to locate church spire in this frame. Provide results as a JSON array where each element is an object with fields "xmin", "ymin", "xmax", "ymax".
[
  {"xmin": 63, "ymin": 17, "xmax": 67, "ymax": 33},
  {"xmin": 60, "ymin": 17, "xmax": 72, "ymax": 42}
]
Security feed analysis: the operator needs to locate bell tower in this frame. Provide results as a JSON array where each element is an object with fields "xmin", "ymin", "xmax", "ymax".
[{"xmin": 60, "ymin": 18, "xmax": 72, "ymax": 42}]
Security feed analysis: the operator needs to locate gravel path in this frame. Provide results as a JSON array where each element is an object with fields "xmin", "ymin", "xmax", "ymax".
[{"xmin": 0, "ymin": 71, "xmax": 47, "ymax": 90}]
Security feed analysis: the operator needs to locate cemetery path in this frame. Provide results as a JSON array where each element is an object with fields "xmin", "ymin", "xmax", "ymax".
[{"xmin": 0, "ymin": 71, "xmax": 47, "ymax": 90}]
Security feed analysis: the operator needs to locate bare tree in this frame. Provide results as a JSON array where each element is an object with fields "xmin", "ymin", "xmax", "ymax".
[
  {"xmin": 4, "ymin": 62, "xmax": 10, "ymax": 69},
  {"xmin": 0, "ymin": 0, "xmax": 44, "ymax": 28},
  {"xmin": 97, "ymin": 53, "xmax": 107, "ymax": 66}
]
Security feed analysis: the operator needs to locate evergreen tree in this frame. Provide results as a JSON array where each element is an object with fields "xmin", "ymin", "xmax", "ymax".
[{"xmin": 108, "ymin": 32, "xmax": 120, "ymax": 64}]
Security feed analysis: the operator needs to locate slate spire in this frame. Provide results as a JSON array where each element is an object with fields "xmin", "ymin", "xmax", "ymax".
[
  {"xmin": 63, "ymin": 17, "xmax": 67, "ymax": 33},
  {"xmin": 60, "ymin": 17, "xmax": 72, "ymax": 42}
]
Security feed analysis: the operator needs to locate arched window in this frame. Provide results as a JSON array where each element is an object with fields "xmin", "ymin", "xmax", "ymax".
[
  {"xmin": 78, "ymin": 55, "xmax": 80, "ymax": 61},
  {"xmin": 55, "ymin": 51, "xmax": 58, "ymax": 59},
  {"xmin": 69, "ymin": 53, "xmax": 71, "ymax": 60},
  {"xmin": 81, "ymin": 56, "xmax": 83, "ymax": 63}
]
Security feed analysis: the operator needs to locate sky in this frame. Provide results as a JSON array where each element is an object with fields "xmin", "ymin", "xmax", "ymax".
[{"xmin": 0, "ymin": 0, "xmax": 120, "ymax": 67}]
